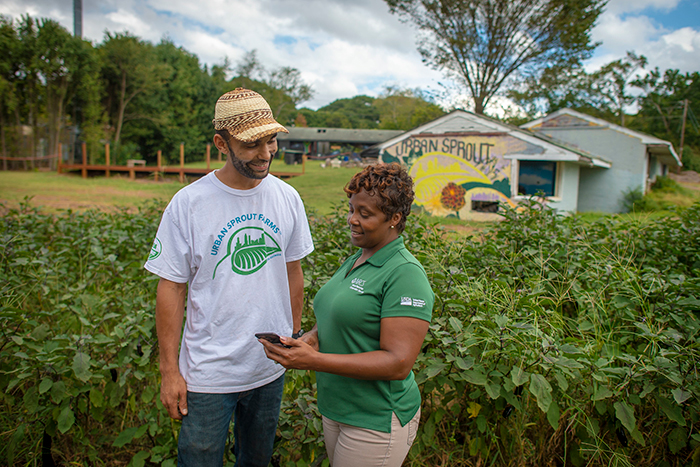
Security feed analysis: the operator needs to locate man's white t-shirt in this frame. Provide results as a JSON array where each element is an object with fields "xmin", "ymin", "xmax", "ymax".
[{"xmin": 145, "ymin": 171, "xmax": 314, "ymax": 393}]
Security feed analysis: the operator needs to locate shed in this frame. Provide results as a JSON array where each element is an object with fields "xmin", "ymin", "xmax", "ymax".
[
  {"xmin": 277, "ymin": 127, "xmax": 404, "ymax": 161},
  {"xmin": 376, "ymin": 110, "xmax": 610, "ymax": 221}
]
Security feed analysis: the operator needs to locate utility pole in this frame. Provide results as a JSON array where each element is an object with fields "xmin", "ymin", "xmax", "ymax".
[
  {"xmin": 679, "ymin": 99, "xmax": 688, "ymax": 173},
  {"xmin": 74, "ymin": 0, "xmax": 82, "ymax": 38}
]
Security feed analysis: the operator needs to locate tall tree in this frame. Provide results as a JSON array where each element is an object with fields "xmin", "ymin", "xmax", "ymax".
[
  {"xmin": 35, "ymin": 19, "xmax": 95, "ymax": 158},
  {"xmin": 16, "ymin": 15, "xmax": 41, "ymax": 168},
  {"xmin": 0, "ymin": 16, "xmax": 20, "ymax": 167},
  {"xmin": 152, "ymin": 39, "xmax": 216, "ymax": 163},
  {"xmin": 99, "ymin": 32, "xmax": 170, "ymax": 144},
  {"xmin": 385, "ymin": 0, "xmax": 605, "ymax": 114},
  {"xmin": 229, "ymin": 51, "xmax": 314, "ymax": 126},
  {"xmin": 509, "ymin": 63, "xmax": 595, "ymax": 117},
  {"xmin": 589, "ymin": 51, "xmax": 647, "ymax": 126},
  {"xmin": 266, "ymin": 66, "xmax": 314, "ymax": 116},
  {"xmin": 632, "ymin": 69, "xmax": 700, "ymax": 170}
]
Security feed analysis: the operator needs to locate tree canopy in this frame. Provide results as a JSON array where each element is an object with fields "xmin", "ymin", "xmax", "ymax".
[
  {"xmin": 298, "ymin": 87, "xmax": 445, "ymax": 131},
  {"xmin": 1, "ymin": 12, "xmax": 697, "ymax": 172},
  {"xmin": 385, "ymin": 0, "xmax": 605, "ymax": 114}
]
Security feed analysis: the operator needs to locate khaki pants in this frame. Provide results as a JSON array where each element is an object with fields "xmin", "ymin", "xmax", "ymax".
[{"xmin": 322, "ymin": 409, "xmax": 421, "ymax": 467}]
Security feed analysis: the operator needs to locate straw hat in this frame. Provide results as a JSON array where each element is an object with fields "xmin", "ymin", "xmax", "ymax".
[{"xmin": 212, "ymin": 88, "xmax": 289, "ymax": 142}]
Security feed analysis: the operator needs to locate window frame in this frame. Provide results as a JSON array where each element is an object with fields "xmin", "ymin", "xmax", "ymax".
[{"xmin": 513, "ymin": 159, "xmax": 561, "ymax": 199}]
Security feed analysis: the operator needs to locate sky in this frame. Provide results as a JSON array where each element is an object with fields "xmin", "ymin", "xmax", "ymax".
[{"xmin": 2, "ymin": 0, "xmax": 699, "ymax": 112}]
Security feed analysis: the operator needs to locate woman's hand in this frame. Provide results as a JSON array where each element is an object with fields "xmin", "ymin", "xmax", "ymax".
[{"xmin": 259, "ymin": 335, "xmax": 318, "ymax": 370}]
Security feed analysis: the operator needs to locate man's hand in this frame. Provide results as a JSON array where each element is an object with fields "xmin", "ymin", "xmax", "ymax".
[
  {"xmin": 161, "ymin": 371, "xmax": 188, "ymax": 420},
  {"xmin": 298, "ymin": 328, "xmax": 319, "ymax": 351}
]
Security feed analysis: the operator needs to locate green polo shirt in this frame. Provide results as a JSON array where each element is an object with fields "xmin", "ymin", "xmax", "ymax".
[{"xmin": 313, "ymin": 236, "xmax": 434, "ymax": 433}]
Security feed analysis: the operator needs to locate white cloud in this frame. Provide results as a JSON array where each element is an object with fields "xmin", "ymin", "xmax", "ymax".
[
  {"xmin": 3, "ymin": 0, "xmax": 698, "ymax": 111},
  {"xmin": 604, "ymin": 0, "xmax": 681, "ymax": 15},
  {"xmin": 105, "ymin": 8, "xmax": 159, "ymax": 41},
  {"xmin": 662, "ymin": 27, "xmax": 698, "ymax": 53},
  {"xmin": 648, "ymin": 27, "xmax": 700, "ymax": 71},
  {"xmin": 591, "ymin": 13, "xmax": 662, "ymax": 59}
]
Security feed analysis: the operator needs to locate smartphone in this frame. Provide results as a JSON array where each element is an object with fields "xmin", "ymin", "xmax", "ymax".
[{"xmin": 255, "ymin": 332, "xmax": 290, "ymax": 348}]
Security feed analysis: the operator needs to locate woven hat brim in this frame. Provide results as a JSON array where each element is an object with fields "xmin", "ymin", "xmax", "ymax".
[{"xmin": 229, "ymin": 122, "xmax": 289, "ymax": 143}]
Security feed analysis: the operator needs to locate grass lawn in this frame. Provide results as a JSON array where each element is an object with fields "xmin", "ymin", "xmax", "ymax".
[
  {"xmin": 0, "ymin": 171, "xmax": 186, "ymax": 212},
  {"xmin": 0, "ymin": 160, "xmax": 362, "ymax": 215},
  {"xmin": 2, "ymin": 163, "xmax": 696, "ymax": 232}
]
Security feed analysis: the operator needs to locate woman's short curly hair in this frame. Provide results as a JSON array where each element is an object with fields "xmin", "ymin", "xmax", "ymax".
[{"xmin": 344, "ymin": 163, "xmax": 415, "ymax": 233}]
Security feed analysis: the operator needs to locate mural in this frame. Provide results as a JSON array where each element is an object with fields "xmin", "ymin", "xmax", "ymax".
[
  {"xmin": 535, "ymin": 114, "xmax": 599, "ymax": 129},
  {"xmin": 381, "ymin": 134, "xmax": 544, "ymax": 219}
]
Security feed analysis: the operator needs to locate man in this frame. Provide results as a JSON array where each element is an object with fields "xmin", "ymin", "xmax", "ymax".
[{"xmin": 145, "ymin": 88, "xmax": 314, "ymax": 467}]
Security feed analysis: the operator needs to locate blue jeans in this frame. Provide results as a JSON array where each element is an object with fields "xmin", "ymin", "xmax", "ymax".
[{"xmin": 177, "ymin": 374, "xmax": 285, "ymax": 467}]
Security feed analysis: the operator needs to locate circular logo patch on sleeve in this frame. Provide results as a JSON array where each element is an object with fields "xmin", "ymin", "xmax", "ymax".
[{"xmin": 149, "ymin": 238, "xmax": 162, "ymax": 260}]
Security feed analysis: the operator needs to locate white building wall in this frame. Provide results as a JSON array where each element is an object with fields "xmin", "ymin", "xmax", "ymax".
[
  {"xmin": 546, "ymin": 162, "xmax": 580, "ymax": 213},
  {"xmin": 533, "ymin": 127, "xmax": 646, "ymax": 213}
]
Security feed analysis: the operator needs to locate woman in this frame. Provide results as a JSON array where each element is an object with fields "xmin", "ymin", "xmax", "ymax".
[{"xmin": 260, "ymin": 163, "xmax": 434, "ymax": 467}]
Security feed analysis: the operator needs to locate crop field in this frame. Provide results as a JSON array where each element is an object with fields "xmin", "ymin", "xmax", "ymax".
[{"xmin": 1, "ymin": 188, "xmax": 698, "ymax": 466}]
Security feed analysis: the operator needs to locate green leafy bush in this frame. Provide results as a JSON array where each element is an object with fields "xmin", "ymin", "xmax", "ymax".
[{"xmin": 2, "ymin": 199, "xmax": 699, "ymax": 466}]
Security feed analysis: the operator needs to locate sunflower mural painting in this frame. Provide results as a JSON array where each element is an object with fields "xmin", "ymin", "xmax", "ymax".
[{"xmin": 380, "ymin": 132, "xmax": 537, "ymax": 219}]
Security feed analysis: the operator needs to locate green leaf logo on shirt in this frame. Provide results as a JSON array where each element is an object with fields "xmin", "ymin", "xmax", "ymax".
[
  {"xmin": 149, "ymin": 238, "xmax": 162, "ymax": 260},
  {"xmin": 213, "ymin": 227, "xmax": 281, "ymax": 278}
]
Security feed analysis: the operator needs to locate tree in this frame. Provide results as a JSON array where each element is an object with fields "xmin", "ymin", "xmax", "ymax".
[
  {"xmin": 385, "ymin": 0, "xmax": 604, "ymax": 114},
  {"xmin": 36, "ymin": 19, "xmax": 96, "ymax": 159},
  {"xmin": 509, "ymin": 63, "xmax": 595, "ymax": 117},
  {"xmin": 235, "ymin": 50, "xmax": 264, "ymax": 81},
  {"xmin": 315, "ymin": 95, "xmax": 380, "ymax": 128},
  {"xmin": 228, "ymin": 51, "xmax": 314, "ymax": 126},
  {"xmin": 632, "ymin": 69, "xmax": 700, "ymax": 171},
  {"xmin": 588, "ymin": 51, "xmax": 647, "ymax": 126},
  {"xmin": 374, "ymin": 86, "xmax": 445, "ymax": 130},
  {"xmin": 0, "ymin": 16, "xmax": 20, "ymax": 167},
  {"xmin": 16, "ymin": 15, "xmax": 42, "ymax": 168},
  {"xmin": 152, "ymin": 39, "xmax": 217, "ymax": 163},
  {"xmin": 266, "ymin": 66, "xmax": 314, "ymax": 116},
  {"xmin": 99, "ymin": 32, "xmax": 170, "ymax": 145}
]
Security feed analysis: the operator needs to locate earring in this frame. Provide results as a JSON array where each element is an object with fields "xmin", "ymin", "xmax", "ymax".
[{"xmin": 390, "ymin": 225, "xmax": 395, "ymax": 229}]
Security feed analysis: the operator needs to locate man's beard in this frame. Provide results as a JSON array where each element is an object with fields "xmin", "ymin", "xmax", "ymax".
[{"xmin": 227, "ymin": 141, "xmax": 272, "ymax": 180}]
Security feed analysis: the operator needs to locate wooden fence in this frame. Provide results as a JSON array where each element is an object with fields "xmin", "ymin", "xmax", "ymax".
[{"xmin": 57, "ymin": 143, "xmax": 304, "ymax": 181}]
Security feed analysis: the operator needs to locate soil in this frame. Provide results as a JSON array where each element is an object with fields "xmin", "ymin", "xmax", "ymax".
[{"xmin": 669, "ymin": 170, "xmax": 700, "ymax": 187}]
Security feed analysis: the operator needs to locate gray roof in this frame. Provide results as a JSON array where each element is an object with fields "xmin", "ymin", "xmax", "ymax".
[{"xmin": 277, "ymin": 127, "xmax": 404, "ymax": 144}]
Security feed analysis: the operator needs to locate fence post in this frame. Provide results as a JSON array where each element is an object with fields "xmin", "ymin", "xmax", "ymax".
[
  {"xmin": 180, "ymin": 143, "xmax": 185, "ymax": 183},
  {"xmin": 206, "ymin": 144, "xmax": 211, "ymax": 171},
  {"xmin": 302, "ymin": 154, "xmax": 307, "ymax": 174},
  {"xmin": 105, "ymin": 143, "xmax": 110, "ymax": 178},
  {"xmin": 81, "ymin": 142, "xmax": 87, "ymax": 179},
  {"xmin": 156, "ymin": 150, "xmax": 162, "ymax": 182},
  {"xmin": 57, "ymin": 143, "xmax": 62, "ymax": 174}
]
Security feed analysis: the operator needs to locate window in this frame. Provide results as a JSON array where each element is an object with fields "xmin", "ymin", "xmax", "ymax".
[
  {"xmin": 472, "ymin": 201, "xmax": 499, "ymax": 213},
  {"xmin": 517, "ymin": 161, "xmax": 557, "ymax": 197}
]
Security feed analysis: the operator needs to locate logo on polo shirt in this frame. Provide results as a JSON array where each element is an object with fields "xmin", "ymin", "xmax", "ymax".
[
  {"xmin": 213, "ymin": 227, "xmax": 281, "ymax": 278},
  {"xmin": 350, "ymin": 278, "xmax": 366, "ymax": 293},
  {"xmin": 401, "ymin": 297, "xmax": 426, "ymax": 308}
]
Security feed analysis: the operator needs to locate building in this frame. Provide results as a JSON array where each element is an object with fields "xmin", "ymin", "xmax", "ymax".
[
  {"xmin": 374, "ymin": 110, "xmax": 680, "ymax": 220},
  {"xmin": 277, "ymin": 127, "xmax": 404, "ymax": 163},
  {"xmin": 521, "ymin": 109, "xmax": 681, "ymax": 213}
]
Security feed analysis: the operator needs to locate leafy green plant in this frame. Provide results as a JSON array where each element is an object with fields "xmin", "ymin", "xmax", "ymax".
[{"xmin": 2, "ymin": 198, "xmax": 699, "ymax": 466}]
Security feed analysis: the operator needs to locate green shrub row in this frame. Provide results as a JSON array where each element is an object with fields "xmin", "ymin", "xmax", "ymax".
[{"xmin": 1, "ymin": 199, "xmax": 699, "ymax": 466}]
